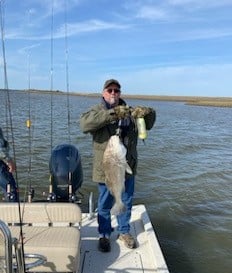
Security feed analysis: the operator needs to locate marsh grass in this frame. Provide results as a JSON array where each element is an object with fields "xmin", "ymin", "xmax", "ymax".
[{"xmin": 4, "ymin": 89, "xmax": 232, "ymax": 108}]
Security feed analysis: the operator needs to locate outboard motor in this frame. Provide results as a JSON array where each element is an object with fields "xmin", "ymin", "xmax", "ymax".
[{"xmin": 48, "ymin": 144, "xmax": 83, "ymax": 202}]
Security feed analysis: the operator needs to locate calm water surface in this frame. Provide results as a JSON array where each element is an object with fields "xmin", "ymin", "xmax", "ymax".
[{"xmin": 1, "ymin": 90, "xmax": 232, "ymax": 273}]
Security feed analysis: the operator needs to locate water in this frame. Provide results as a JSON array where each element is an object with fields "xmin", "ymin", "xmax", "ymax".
[{"xmin": 1, "ymin": 90, "xmax": 232, "ymax": 273}]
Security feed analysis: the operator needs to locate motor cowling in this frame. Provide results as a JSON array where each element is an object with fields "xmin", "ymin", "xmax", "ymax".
[{"xmin": 49, "ymin": 144, "xmax": 83, "ymax": 201}]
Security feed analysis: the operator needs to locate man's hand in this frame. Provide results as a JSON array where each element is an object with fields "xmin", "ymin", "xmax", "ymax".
[
  {"xmin": 131, "ymin": 106, "xmax": 153, "ymax": 118},
  {"xmin": 114, "ymin": 105, "xmax": 131, "ymax": 119}
]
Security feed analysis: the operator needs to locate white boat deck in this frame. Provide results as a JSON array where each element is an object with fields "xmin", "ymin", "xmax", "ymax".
[
  {"xmin": 79, "ymin": 205, "xmax": 169, "ymax": 273},
  {"xmin": 0, "ymin": 203, "xmax": 169, "ymax": 273}
]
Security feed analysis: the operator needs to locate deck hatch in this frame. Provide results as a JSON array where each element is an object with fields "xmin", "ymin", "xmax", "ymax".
[{"xmin": 81, "ymin": 250, "xmax": 144, "ymax": 273}]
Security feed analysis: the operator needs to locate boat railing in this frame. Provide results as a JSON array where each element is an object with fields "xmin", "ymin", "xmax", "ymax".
[
  {"xmin": 0, "ymin": 219, "xmax": 47, "ymax": 273},
  {"xmin": 0, "ymin": 220, "xmax": 13, "ymax": 273},
  {"xmin": 88, "ymin": 192, "xmax": 94, "ymax": 220}
]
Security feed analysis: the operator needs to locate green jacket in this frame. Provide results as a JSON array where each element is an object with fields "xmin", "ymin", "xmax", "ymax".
[{"xmin": 80, "ymin": 98, "xmax": 156, "ymax": 183}]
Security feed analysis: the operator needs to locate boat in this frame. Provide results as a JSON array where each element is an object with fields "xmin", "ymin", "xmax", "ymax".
[
  {"xmin": 80, "ymin": 203, "xmax": 169, "ymax": 273},
  {"xmin": 0, "ymin": 113, "xmax": 169, "ymax": 273},
  {"xmin": 0, "ymin": 200, "xmax": 169, "ymax": 273},
  {"xmin": 0, "ymin": 2, "xmax": 169, "ymax": 272}
]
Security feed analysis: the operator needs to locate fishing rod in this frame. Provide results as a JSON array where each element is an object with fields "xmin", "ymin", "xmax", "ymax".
[
  {"xmin": 47, "ymin": 0, "xmax": 73, "ymax": 202},
  {"xmin": 64, "ymin": 0, "xmax": 77, "ymax": 202},
  {"xmin": 0, "ymin": 0, "xmax": 26, "ymax": 271},
  {"xmin": 47, "ymin": 0, "xmax": 56, "ymax": 201},
  {"xmin": 1, "ymin": 3, "xmax": 47, "ymax": 271},
  {"xmin": 26, "ymin": 61, "xmax": 33, "ymax": 202},
  {"xmin": 64, "ymin": 0, "xmax": 71, "ymax": 144},
  {"xmin": 25, "ymin": 9, "xmax": 34, "ymax": 203},
  {"xmin": 0, "ymin": 0, "xmax": 9, "ymax": 139},
  {"xmin": 50, "ymin": 0, "xmax": 54, "ymax": 153}
]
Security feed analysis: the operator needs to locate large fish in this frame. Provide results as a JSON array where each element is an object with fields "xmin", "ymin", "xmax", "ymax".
[{"xmin": 102, "ymin": 135, "xmax": 132, "ymax": 215}]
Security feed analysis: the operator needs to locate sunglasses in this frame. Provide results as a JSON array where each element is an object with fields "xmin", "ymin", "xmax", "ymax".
[{"xmin": 106, "ymin": 88, "xmax": 121, "ymax": 94}]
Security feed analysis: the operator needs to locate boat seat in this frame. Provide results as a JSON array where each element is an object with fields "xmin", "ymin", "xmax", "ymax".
[{"xmin": 0, "ymin": 202, "xmax": 81, "ymax": 273}]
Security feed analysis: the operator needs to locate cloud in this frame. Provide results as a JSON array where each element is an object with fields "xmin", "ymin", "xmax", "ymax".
[
  {"xmin": 168, "ymin": 0, "xmax": 232, "ymax": 9},
  {"xmin": 166, "ymin": 28, "xmax": 232, "ymax": 42},
  {"xmin": 2, "ymin": 0, "xmax": 232, "ymax": 97},
  {"xmin": 26, "ymin": 0, "xmax": 81, "ymax": 18},
  {"xmin": 115, "ymin": 63, "xmax": 232, "ymax": 96},
  {"xmin": 6, "ymin": 19, "xmax": 130, "ymax": 40},
  {"xmin": 18, "ymin": 44, "xmax": 41, "ymax": 54},
  {"xmin": 125, "ymin": 0, "xmax": 232, "ymax": 22},
  {"xmin": 58, "ymin": 20, "xmax": 130, "ymax": 37},
  {"xmin": 135, "ymin": 6, "xmax": 169, "ymax": 20}
]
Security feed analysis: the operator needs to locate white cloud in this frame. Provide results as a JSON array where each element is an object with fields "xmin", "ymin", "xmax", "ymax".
[
  {"xmin": 135, "ymin": 6, "xmax": 169, "ymax": 20},
  {"xmin": 18, "ymin": 44, "xmax": 41, "ymax": 55},
  {"xmin": 118, "ymin": 63, "xmax": 232, "ymax": 96},
  {"xmin": 166, "ymin": 28, "xmax": 232, "ymax": 42},
  {"xmin": 2, "ymin": 0, "xmax": 232, "ymax": 97},
  {"xmin": 168, "ymin": 0, "xmax": 232, "ymax": 9}
]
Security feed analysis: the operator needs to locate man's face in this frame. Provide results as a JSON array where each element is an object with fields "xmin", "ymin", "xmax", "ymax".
[{"xmin": 102, "ymin": 84, "xmax": 121, "ymax": 106}]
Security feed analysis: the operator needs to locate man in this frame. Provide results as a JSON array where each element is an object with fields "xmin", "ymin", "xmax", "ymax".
[
  {"xmin": 80, "ymin": 79, "xmax": 156, "ymax": 252},
  {"xmin": 0, "ymin": 127, "xmax": 18, "ymax": 201}
]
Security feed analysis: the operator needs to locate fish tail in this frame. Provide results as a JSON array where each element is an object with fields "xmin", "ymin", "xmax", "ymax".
[{"xmin": 110, "ymin": 203, "xmax": 126, "ymax": 216}]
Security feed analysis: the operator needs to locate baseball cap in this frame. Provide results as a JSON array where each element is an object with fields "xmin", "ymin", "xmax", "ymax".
[{"xmin": 103, "ymin": 79, "xmax": 121, "ymax": 89}]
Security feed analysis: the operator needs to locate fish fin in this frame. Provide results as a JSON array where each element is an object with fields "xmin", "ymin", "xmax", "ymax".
[
  {"xmin": 111, "ymin": 203, "xmax": 126, "ymax": 216},
  {"xmin": 126, "ymin": 163, "xmax": 133, "ymax": 174}
]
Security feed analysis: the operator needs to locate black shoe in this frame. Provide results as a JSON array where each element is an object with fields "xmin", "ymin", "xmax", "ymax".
[{"xmin": 98, "ymin": 237, "xmax": 111, "ymax": 252}]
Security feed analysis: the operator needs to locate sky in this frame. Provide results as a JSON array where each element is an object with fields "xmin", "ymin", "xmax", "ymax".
[{"xmin": 0, "ymin": 0, "xmax": 232, "ymax": 97}]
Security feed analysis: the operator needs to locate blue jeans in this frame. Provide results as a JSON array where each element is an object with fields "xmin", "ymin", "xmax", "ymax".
[
  {"xmin": 0, "ymin": 160, "xmax": 18, "ymax": 202},
  {"xmin": 97, "ymin": 175, "xmax": 135, "ymax": 236}
]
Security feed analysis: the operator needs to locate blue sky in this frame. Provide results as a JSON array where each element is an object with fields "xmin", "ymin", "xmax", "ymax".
[{"xmin": 1, "ymin": 0, "xmax": 232, "ymax": 97}]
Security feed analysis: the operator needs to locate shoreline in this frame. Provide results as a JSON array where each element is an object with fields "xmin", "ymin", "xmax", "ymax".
[{"xmin": 2, "ymin": 88, "xmax": 232, "ymax": 108}]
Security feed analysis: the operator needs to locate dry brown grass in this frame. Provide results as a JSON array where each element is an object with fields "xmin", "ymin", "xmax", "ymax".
[
  {"xmin": 19, "ymin": 89, "xmax": 232, "ymax": 108},
  {"xmin": 185, "ymin": 97, "xmax": 232, "ymax": 108},
  {"xmin": 122, "ymin": 95, "xmax": 232, "ymax": 108}
]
